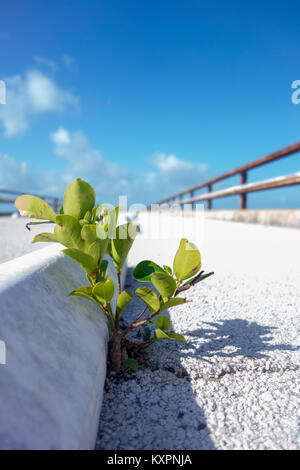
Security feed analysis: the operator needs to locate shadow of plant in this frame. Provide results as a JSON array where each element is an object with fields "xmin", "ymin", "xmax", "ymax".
[
  {"xmin": 96, "ymin": 268, "xmax": 215, "ymax": 450},
  {"xmin": 181, "ymin": 319, "xmax": 299, "ymax": 359},
  {"xmin": 97, "ymin": 269, "xmax": 299, "ymax": 450}
]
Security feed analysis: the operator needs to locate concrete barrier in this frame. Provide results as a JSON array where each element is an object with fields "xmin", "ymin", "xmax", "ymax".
[
  {"xmin": 203, "ymin": 209, "xmax": 300, "ymax": 228},
  {"xmin": 0, "ymin": 244, "xmax": 126, "ymax": 450},
  {"xmin": 145, "ymin": 209, "xmax": 300, "ymax": 229}
]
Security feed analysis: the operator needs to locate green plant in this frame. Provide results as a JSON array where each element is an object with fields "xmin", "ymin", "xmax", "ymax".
[{"xmin": 15, "ymin": 178, "xmax": 214, "ymax": 373}]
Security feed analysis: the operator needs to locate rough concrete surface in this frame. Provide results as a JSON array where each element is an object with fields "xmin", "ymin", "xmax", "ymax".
[
  {"xmin": 96, "ymin": 213, "xmax": 300, "ymax": 450},
  {"xmin": 0, "ymin": 216, "xmax": 53, "ymax": 264},
  {"xmin": 204, "ymin": 209, "xmax": 300, "ymax": 229},
  {"xmin": 0, "ymin": 240, "xmax": 125, "ymax": 449}
]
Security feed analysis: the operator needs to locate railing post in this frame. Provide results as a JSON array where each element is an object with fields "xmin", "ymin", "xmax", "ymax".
[
  {"xmin": 179, "ymin": 194, "xmax": 183, "ymax": 211},
  {"xmin": 207, "ymin": 184, "xmax": 212, "ymax": 210},
  {"xmin": 53, "ymin": 198, "xmax": 59, "ymax": 213},
  {"xmin": 239, "ymin": 171, "xmax": 247, "ymax": 209},
  {"xmin": 190, "ymin": 190, "xmax": 194, "ymax": 211}
]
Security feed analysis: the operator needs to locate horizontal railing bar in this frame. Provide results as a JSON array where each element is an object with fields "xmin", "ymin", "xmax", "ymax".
[
  {"xmin": 157, "ymin": 140, "xmax": 300, "ymax": 203},
  {"xmin": 0, "ymin": 197, "xmax": 15, "ymax": 204},
  {"xmin": 0, "ymin": 188, "xmax": 59, "ymax": 201},
  {"xmin": 163, "ymin": 172, "xmax": 300, "ymax": 206}
]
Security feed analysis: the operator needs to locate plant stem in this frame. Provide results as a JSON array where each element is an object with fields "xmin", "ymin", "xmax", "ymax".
[
  {"xmin": 25, "ymin": 220, "xmax": 54, "ymax": 231},
  {"xmin": 115, "ymin": 270, "xmax": 122, "ymax": 330},
  {"xmin": 117, "ymin": 270, "xmax": 121, "ymax": 297},
  {"xmin": 103, "ymin": 305, "xmax": 116, "ymax": 333},
  {"xmin": 121, "ymin": 305, "xmax": 148, "ymax": 337},
  {"xmin": 134, "ymin": 305, "xmax": 147, "ymax": 322},
  {"xmin": 122, "ymin": 307, "xmax": 161, "ymax": 337},
  {"xmin": 175, "ymin": 271, "xmax": 214, "ymax": 295}
]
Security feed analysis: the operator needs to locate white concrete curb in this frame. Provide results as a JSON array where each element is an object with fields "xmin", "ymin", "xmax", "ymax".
[{"xmin": 0, "ymin": 244, "xmax": 126, "ymax": 450}]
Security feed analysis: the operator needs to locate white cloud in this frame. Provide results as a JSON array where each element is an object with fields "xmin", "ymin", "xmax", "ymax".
[
  {"xmin": 0, "ymin": 69, "xmax": 79, "ymax": 137},
  {"xmin": 153, "ymin": 153, "xmax": 194, "ymax": 173},
  {"xmin": 0, "ymin": 154, "xmax": 35, "ymax": 190},
  {"xmin": 0, "ymin": 76, "xmax": 29, "ymax": 136},
  {"xmin": 51, "ymin": 127, "xmax": 134, "ymax": 202},
  {"xmin": 150, "ymin": 152, "xmax": 208, "ymax": 187},
  {"xmin": 145, "ymin": 172, "xmax": 157, "ymax": 187},
  {"xmin": 33, "ymin": 56, "xmax": 58, "ymax": 72},
  {"xmin": 62, "ymin": 54, "xmax": 76, "ymax": 70},
  {"xmin": 51, "ymin": 127, "xmax": 71, "ymax": 145},
  {"xmin": 0, "ymin": 127, "xmax": 209, "ymax": 207},
  {"xmin": 27, "ymin": 70, "xmax": 77, "ymax": 112}
]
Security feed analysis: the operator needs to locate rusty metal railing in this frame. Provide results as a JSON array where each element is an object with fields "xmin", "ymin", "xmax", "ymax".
[
  {"xmin": 153, "ymin": 140, "xmax": 300, "ymax": 210},
  {"xmin": 0, "ymin": 189, "xmax": 61, "ymax": 214}
]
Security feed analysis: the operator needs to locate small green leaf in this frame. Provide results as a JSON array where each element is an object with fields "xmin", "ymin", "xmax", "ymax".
[
  {"xmin": 125, "ymin": 358, "xmax": 139, "ymax": 372},
  {"xmin": 95, "ymin": 204, "xmax": 107, "ymax": 219},
  {"xmin": 81, "ymin": 224, "xmax": 98, "ymax": 248},
  {"xmin": 95, "ymin": 205, "xmax": 120, "ymax": 239},
  {"xmin": 163, "ymin": 265, "xmax": 172, "ymax": 275},
  {"xmin": 32, "ymin": 232, "xmax": 58, "ymax": 244},
  {"xmin": 95, "ymin": 219, "xmax": 108, "ymax": 240},
  {"xmin": 106, "ymin": 206, "xmax": 120, "ymax": 237},
  {"xmin": 155, "ymin": 315, "xmax": 171, "ymax": 331},
  {"xmin": 83, "ymin": 210, "xmax": 92, "ymax": 223},
  {"xmin": 135, "ymin": 286, "xmax": 160, "ymax": 314},
  {"xmin": 79, "ymin": 218, "xmax": 90, "ymax": 226},
  {"xmin": 62, "ymin": 248, "xmax": 98, "ymax": 280},
  {"xmin": 54, "ymin": 214, "xmax": 84, "ymax": 250},
  {"xmin": 173, "ymin": 238, "xmax": 201, "ymax": 281},
  {"xmin": 167, "ymin": 332, "xmax": 187, "ymax": 343},
  {"xmin": 63, "ymin": 178, "xmax": 95, "ymax": 220},
  {"xmin": 154, "ymin": 328, "xmax": 170, "ymax": 340},
  {"xmin": 154, "ymin": 329, "xmax": 186, "ymax": 343},
  {"xmin": 116, "ymin": 290, "xmax": 133, "ymax": 318},
  {"xmin": 15, "ymin": 195, "xmax": 57, "ymax": 222},
  {"xmin": 93, "ymin": 278, "xmax": 115, "ymax": 302},
  {"xmin": 69, "ymin": 286, "xmax": 100, "ymax": 307},
  {"xmin": 106, "ymin": 239, "xmax": 113, "ymax": 258},
  {"xmin": 69, "ymin": 285, "xmax": 92, "ymax": 296},
  {"xmin": 88, "ymin": 239, "xmax": 109, "ymax": 264},
  {"xmin": 86, "ymin": 273, "xmax": 95, "ymax": 286},
  {"xmin": 110, "ymin": 223, "xmax": 138, "ymax": 272},
  {"xmin": 133, "ymin": 260, "xmax": 167, "ymax": 282},
  {"xmin": 160, "ymin": 297, "xmax": 187, "ymax": 312},
  {"xmin": 151, "ymin": 272, "xmax": 176, "ymax": 298},
  {"xmin": 81, "ymin": 224, "xmax": 109, "ymax": 263},
  {"xmin": 140, "ymin": 325, "xmax": 151, "ymax": 341},
  {"xmin": 99, "ymin": 259, "xmax": 109, "ymax": 281}
]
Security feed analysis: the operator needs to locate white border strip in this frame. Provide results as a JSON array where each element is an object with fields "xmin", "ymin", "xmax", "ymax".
[{"xmin": 0, "ymin": 244, "xmax": 126, "ymax": 449}]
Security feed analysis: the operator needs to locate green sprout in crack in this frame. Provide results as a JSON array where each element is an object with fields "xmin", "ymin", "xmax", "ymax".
[{"xmin": 15, "ymin": 177, "xmax": 214, "ymax": 373}]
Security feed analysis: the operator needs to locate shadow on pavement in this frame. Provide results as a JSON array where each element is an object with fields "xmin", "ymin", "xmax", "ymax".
[
  {"xmin": 96, "ymin": 269, "xmax": 215, "ymax": 450},
  {"xmin": 183, "ymin": 319, "xmax": 299, "ymax": 359}
]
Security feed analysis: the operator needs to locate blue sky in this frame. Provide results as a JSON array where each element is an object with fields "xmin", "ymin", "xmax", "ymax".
[{"xmin": 0, "ymin": 0, "xmax": 300, "ymax": 208}]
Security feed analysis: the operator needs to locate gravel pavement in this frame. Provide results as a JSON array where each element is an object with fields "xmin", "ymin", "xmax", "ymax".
[{"xmin": 96, "ymin": 215, "xmax": 300, "ymax": 450}]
